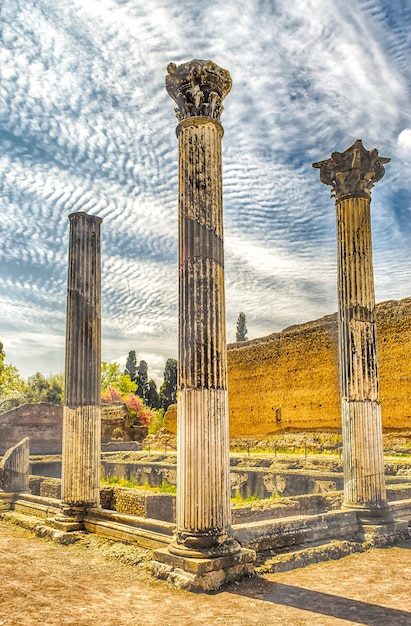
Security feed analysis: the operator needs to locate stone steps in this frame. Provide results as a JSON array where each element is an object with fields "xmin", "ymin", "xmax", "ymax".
[
  {"xmin": 84, "ymin": 507, "xmax": 174, "ymax": 549},
  {"xmin": 233, "ymin": 509, "xmax": 360, "ymax": 552},
  {"xmin": 13, "ymin": 494, "xmax": 60, "ymax": 519},
  {"xmin": 256, "ymin": 539, "xmax": 367, "ymax": 574},
  {"xmin": 0, "ymin": 510, "xmax": 83, "ymax": 544}
]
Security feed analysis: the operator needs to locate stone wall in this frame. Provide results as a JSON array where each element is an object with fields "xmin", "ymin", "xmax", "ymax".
[
  {"xmin": 0, "ymin": 404, "xmax": 63, "ymax": 455},
  {"xmin": 29, "ymin": 476, "xmax": 62, "ymax": 499},
  {"xmin": 101, "ymin": 402, "xmax": 127, "ymax": 442},
  {"xmin": 164, "ymin": 297, "xmax": 411, "ymax": 437},
  {"xmin": 377, "ymin": 298, "xmax": 411, "ymax": 429},
  {"xmin": 0, "ymin": 402, "xmax": 142, "ymax": 456},
  {"xmin": 226, "ymin": 297, "xmax": 411, "ymax": 437},
  {"xmin": 101, "ymin": 486, "xmax": 175, "ymax": 522},
  {"xmin": 227, "ymin": 313, "xmax": 340, "ymax": 437}
]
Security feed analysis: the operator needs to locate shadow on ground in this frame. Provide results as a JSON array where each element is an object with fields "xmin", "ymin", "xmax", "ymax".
[{"xmin": 229, "ymin": 578, "xmax": 411, "ymax": 626}]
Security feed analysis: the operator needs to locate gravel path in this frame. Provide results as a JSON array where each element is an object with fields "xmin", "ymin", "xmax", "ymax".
[{"xmin": 1, "ymin": 519, "xmax": 410, "ymax": 626}]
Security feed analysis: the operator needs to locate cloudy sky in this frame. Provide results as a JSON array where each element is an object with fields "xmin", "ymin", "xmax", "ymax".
[{"xmin": 1, "ymin": 0, "xmax": 410, "ymax": 384}]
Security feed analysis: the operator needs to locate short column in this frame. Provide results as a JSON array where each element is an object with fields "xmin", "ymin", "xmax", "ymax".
[
  {"xmin": 313, "ymin": 140, "xmax": 392, "ymax": 523},
  {"xmin": 0, "ymin": 438, "xmax": 30, "ymax": 511},
  {"xmin": 56, "ymin": 212, "xmax": 102, "ymax": 530}
]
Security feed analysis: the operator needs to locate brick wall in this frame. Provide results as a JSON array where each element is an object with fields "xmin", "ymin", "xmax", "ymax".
[
  {"xmin": 0, "ymin": 403, "xmax": 63, "ymax": 455},
  {"xmin": 0, "ymin": 402, "xmax": 132, "ymax": 455}
]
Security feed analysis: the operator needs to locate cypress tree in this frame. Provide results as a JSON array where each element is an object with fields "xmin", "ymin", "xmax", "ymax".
[{"xmin": 236, "ymin": 312, "xmax": 248, "ymax": 342}]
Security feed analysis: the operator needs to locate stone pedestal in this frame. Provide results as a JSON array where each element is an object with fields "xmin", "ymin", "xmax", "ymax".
[
  {"xmin": 54, "ymin": 212, "xmax": 102, "ymax": 531},
  {"xmin": 152, "ymin": 59, "xmax": 253, "ymax": 588},
  {"xmin": 313, "ymin": 140, "xmax": 393, "ymax": 526},
  {"xmin": 152, "ymin": 546, "xmax": 255, "ymax": 592}
]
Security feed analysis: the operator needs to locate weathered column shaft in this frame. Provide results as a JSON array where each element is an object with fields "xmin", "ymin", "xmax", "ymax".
[
  {"xmin": 166, "ymin": 59, "xmax": 237, "ymax": 556},
  {"xmin": 178, "ymin": 118, "xmax": 231, "ymax": 542},
  {"xmin": 337, "ymin": 195, "xmax": 386, "ymax": 507},
  {"xmin": 313, "ymin": 140, "xmax": 390, "ymax": 518},
  {"xmin": 61, "ymin": 212, "xmax": 102, "ymax": 511}
]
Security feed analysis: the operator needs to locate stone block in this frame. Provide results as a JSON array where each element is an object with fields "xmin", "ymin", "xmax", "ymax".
[{"xmin": 151, "ymin": 546, "xmax": 255, "ymax": 592}]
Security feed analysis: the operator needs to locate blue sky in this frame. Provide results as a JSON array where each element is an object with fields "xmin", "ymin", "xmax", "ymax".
[{"xmin": 1, "ymin": 0, "xmax": 410, "ymax": 384}]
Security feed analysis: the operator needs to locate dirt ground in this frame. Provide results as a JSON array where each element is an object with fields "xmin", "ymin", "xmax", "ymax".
[{"xmin": 1, "ymin": 519, "xmax": 410, "ymax": 626}]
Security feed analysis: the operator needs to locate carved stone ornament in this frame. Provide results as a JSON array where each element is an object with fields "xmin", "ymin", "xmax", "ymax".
[
  {"xmin": 166, "ymin": 59, "xmax": 232, "ymax": 122},
  {"xmin": 312, "ymin": 139, "xmax": 390, "ymax": 201}
]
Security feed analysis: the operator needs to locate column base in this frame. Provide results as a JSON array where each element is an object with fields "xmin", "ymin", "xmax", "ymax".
[
  {"xmin": 343, "ymin": 501, "xmax": 394, "ymax": 525},
  {"xmin": 356, "ymin": 519, "xmax": 409, "ymax": 545},
  {"xmin": 51, "ymin": 505, "xmax": 87, "ymax": 532},
  {"xmin": 0, "ymin": 491, "xmax": 17, "ymax": 512},
  {"xmin": 151, "ymin": 546, "xmax": 255, "ymax": 592},
  {"xmin": 169, "ymin": 535, "xmax": 241, "ymax": 559}
]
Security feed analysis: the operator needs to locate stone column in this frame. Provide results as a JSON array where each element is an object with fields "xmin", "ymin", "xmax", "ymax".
[
  {"xmin": 313, "ymin": 140, "xmax": 392, "ymax": 522},
  {"xmin": 0, "ymin": 438, "xmax": 29, "ymax": 511},
  {"xmin": 164, "ymin": 59, "xmax": 239, "ymax": 558},
  {"xmin": 57, "ymin": 212, "xmax": 102, "ymax": 529}
]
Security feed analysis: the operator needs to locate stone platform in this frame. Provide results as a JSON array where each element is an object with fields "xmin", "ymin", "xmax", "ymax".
[{"xmin": 152, "ymin": 546, "xmax": 255, "ymax": 592}]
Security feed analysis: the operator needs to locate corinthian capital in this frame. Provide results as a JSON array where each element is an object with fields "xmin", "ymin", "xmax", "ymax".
[
  {"xmin": 166, "ymin": 59, "xmax": 232, "ymax": 122},
  {"xmin": 312, "ymin": 140, "xmax": 390, "ymax": 201}
]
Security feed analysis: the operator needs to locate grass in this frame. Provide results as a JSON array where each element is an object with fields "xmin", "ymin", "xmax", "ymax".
[
  {"xmin": 101, "ymin": 475, "xmax": 176, "ymax": 493},
  {"xmin": 158, "ymin": 481, "xmax": 177, "ymax": 493},
  {"xmin": 230, "ymin": 493, "xmax": 261, "ymax": 504},
  {"xmin": 101, "ymin": 479, "xmax": 279, "ymax": 502}
]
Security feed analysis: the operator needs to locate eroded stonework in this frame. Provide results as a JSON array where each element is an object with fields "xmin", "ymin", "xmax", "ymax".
[
  {"xmin": 312, "ymin": 139, "xmax": 390, "ymax": 200},
  {"xmin": 164, "ymin": 58, "xmax": 241, "ymax": 564},
  {"xmin": 313, "ymin": 140, "xmax": 391, "ymax": 521},
  {"xmin": 166, "ymin": 59, "xmax": 232, "ymax": 122}
]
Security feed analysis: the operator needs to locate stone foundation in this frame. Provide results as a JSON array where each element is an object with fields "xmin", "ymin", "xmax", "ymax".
[{"xmin": 151, "ymin": 546, "xmax": 255, "ymax": 592}]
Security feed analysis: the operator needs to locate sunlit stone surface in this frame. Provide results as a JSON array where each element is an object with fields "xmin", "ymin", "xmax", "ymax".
[
  {"xmin": 166, "ymin": 59, "xmax": 239, "ymax": 557},
  {"xmin": 313, "ymin": 141, "xmax": 392, "ymax": 522},
  {"xmin": 58, "ymin": 212, "xmax": 102, "ymax": 527}
]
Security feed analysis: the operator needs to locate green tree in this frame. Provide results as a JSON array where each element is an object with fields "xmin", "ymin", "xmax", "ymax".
[
  {"xmin": 124, "ymin": 350, "xmax": 137, "ymax": 383},
  {"xmin": 146, "ymin": 379, "xmax": 160, "ymax": 409},
  {"xmin": 26, "ymin": 372, "xmax": 49, "ymax": 402},
  {"xmin": 25, "ymin": 371, "xmax": 64, "ymax": 405},
  {"xmin": 101, "ymin": 362, "xmax": 137, "ymax": 395},
  {"xmin": 236, "ymin": 312, "xmax": 248, "ymax": 342},
  {"xmin": 0, "ymin": 365, "xmax": 27, "ymax": 411},
  {"xmin": 0, "ymin": 341, "xmax": 4, "ymax": 371},
  {"xmin": 136, "ymin": 360, "xmax": 149, "ymax": 402},
  {"xmin": 0, "ymin": 343, "xmax": 28, "ymax": 411},
  {"xmin": 44, "ymin": 373, "xmax": 64, "ymax": 404},
  {"xmin": 159, "ymin": 358, "xmax": 177, "ymax": 411}
]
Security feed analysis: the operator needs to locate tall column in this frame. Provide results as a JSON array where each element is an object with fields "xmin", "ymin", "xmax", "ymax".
[
  {"xmin": 166, "ymin": 59, "xmax": 239, "ymax": 557},
  {"xmin": 313, "ymin": 140, "xmax": 392, "ymax": 522},
  {"xmin": 57, "ymin": 212, "xmax": 102, "ymax": 529}
]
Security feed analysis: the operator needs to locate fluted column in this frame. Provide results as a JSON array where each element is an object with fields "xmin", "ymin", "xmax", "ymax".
[
  {"xmin": 59, "ymin": 212, "xmax": 102, "ymax": 525},
  {"xmin": 313, "ymin": 140, "xmax": 392, "ymax": 521},
  {"xmin": 166, "ymin": 59, "xmax": 239, "ymax": 557},
  {"xmin": 0, "ymin": 438, "xmax": 29, "ymax": 493}
]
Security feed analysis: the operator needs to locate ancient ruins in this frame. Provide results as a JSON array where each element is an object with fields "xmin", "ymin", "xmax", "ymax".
[
  {"xmin": 152, "ymin": 59, "xmax": 254, "ymax": 587},
  {"xmin": 313, "ymin": 142, "xmax": 393, "ymax": 524},
  {"xmin": 0, "ymin": 60, "xmax": 410, "ymax": 593},
  {"xmin": 54, "ymin": 212, "xmax": 103, "ymax": 531}
]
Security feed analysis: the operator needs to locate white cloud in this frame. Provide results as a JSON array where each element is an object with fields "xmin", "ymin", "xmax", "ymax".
[
  {"xmin": 0, "ymin": 0, "xmax": 410, "ymax": 379},
  {"xmin": 397, "ymin": 128, "xmax": 411, "ymax": 152}
]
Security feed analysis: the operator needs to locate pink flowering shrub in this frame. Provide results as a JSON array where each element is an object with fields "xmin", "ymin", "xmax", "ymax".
[
  {"xmin": 101, "ymin": 385, "xmax": 153, "ymax": 426},
  {"xmin": 101, "ymin": 386, "xmax": 121, "ymax": 403},
  {"xmin": 123, "ymin": 393, "xmax": 154, "ymax": 426}
]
